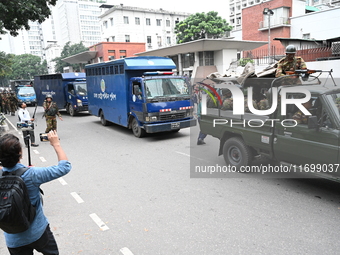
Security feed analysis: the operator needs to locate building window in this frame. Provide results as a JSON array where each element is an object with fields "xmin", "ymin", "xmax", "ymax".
[
  {"xmin": 110, "ymin": 18, "xmax": 113, "ymax": 26},
  {"xmin": 167, "ymin": 36, "xmax": 171, "ymax": 45},
  {"xmin": 103, "ymin": 21, "xmax": 107, "ymax": 29},
  {"xmin": 303, "ymin": 33, "xmax": 310, "ymax": 39},
  {"xmin": 108, "ymin": 50, "xmax": 115, "ymax": 53},
  {"xmin": 125, "ymin": 35, "xmax": 130, "ymax": 42},
  {"xmin": 236, "ymin": 17, "xmax": 241, "ymax": 25},
  {"xmin": 147, "ymin": 36, "xmax": 152, "ymax": 43},
  {"xmin": 111, "ymin": 36, "xmax": 115, "ymax": 42},
  {"xmin": 198, "ymin": 51, "xmax": 214, "ymax": 66},
  {"xmin": 120, "ymin": 50, "xmax": 126, "ymax": 58},
  {"xmin": 181, "ymin": 53, "xmax": 194, "ymax": 68},
  {"xmin": 124, "ymin": 16, "xmax": 129, "ymax": 24},
  {"xmin": 263, "ymin": 7, "xmax": 289, "ymax": 28},
  {"xmin": 146, "ymin": 18, "xmax": 151, "ymax": 26},
  {"xmin": 166, "ymin": 20, "xmax": 170, "ymax": 27},
  {"xmin": 156, "ymin": 19, "xmax": 161, "ymax": 26},
  {"xmin": 157, "ymin": 36, "xmax": 162, "ymax": 46},
  {"xmin": 135, "ymin": 17, "xmax": 140, "ymax": 25}
]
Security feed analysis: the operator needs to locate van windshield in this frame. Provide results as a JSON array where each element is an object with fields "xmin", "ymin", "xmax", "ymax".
[
  {"xmin": 327, "ymin": 93, "xmax": 340, "ymax": 118},
  {"xmin": 75, "ymin": 83, "xmax": 87, "ymax": 96},
  {"xmin": 18, "ymin": 87, "xmax": 35, "ymax": 96},
  {"xmin": 145, "ymin": 78, "xmax": 189, "ymax": 98}
]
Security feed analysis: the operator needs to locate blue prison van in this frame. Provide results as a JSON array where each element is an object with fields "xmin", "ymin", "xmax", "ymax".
[
  {"xmin": 34, "ymin": 73, "xmax": 88, "ymax": 116},
  {"xmin": 85, "ymin": 56, "xmax": 196, "ymax": 137}
]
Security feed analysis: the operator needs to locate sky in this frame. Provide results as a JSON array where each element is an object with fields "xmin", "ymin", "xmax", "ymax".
[{"xmin": 106, "ymin": 0, "xmax": 229, "ymax": 20}]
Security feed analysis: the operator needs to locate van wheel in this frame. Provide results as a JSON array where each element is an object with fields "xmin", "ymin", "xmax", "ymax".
[
  {"xmin": 100, "ymin": 111, "xmax": 108, "ymax": 126},
  {"xmin": 223, "ymin": 137, "xmax": 252, "ymax": 169},
  {"xmin": 68, "ymin": 104, "xmax": 76, "ymax": 116},
  {"xmin": 131, "ymin": 118, "xmax": 145, "ymax": 138}
]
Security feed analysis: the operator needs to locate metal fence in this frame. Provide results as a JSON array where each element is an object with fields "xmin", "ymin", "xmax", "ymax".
[{"xmin": 242, "ymin": 44, "xmax": 340, "ymax": 65}]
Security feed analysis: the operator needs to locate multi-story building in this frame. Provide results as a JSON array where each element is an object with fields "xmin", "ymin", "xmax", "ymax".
[
  {"xmin": 99, "ymin": 4, "xmax": 191, "ymax": 50},
  {"xmin": 228, "ymin": 0, "xmax": 340, "ymax": 39},
  {"xmin": 52, "ymin": 0, "xmax": 105, "ymax": 48}
]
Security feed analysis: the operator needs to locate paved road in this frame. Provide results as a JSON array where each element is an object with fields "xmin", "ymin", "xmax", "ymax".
[{"xmin": 1, "ymin": 107, "xmax": 340, "ymax": 255}]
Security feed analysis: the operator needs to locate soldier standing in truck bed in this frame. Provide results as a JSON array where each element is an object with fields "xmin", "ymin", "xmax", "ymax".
[{"xmin": 275, "ymin": 45, "xmax": 307, "ymax": 79}]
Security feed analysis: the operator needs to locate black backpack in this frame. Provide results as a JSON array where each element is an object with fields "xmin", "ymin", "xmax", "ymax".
[{"xmin": 0, "ymin": 167, "xmax": 36, "ymax": 234}]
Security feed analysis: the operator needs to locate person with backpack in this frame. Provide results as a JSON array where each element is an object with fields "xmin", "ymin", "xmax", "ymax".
[
  {"xmin": 0, "ymin": 130, "xmax": 71, "ymax": 254},
  {"xmin": 43, "ymin": 95, "xmax": 63, "ymax": 133}
]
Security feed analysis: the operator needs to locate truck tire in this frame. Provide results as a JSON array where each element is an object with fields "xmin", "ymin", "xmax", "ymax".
[
  {"xmin": 223, "ymin": 137, "xmax": 253, "ymax": 169},
  {"xmin": 68, "ymin": 104, "xmax": 76, "ymax": 116},
  {"xmin": 100, "ymin": 111, "xmax": 108, "ymax": 126},
  {"xmin": 131, "ymin": 117, "xmax": 146, "ymax": 138}
]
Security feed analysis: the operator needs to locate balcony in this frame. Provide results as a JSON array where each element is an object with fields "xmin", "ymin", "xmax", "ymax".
[{"xmin": 258, "ymin": 17, "xmax": 290, "ymax": 30}]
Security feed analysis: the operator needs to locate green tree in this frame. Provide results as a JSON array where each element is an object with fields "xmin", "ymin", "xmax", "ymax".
[
  {"xmin": 175, "ymin": 11, "xmax": 233, "ymax": 44},
  {"xmin": 9, "ymin": 54, "xmax": 48, "ymax": 80},
  {"xmin": 0, "ymin": 0, "xmax": 57, "ymax": 37},
  {"xmin": 53, "ymin": 41, "xmax": 88, "ymax": 73},
  {"xmin": 0, "ymin": 51, "xmax": 14, "ymax": 86}
]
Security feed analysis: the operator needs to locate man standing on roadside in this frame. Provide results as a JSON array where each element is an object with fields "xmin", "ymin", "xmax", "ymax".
[
  {"xmin": 18, "ymin": 102, "xmax": 39, "ymax": 147},
  {"xmin": 43, "ymin": 94, "xmax": 63, "ymax": 133}
]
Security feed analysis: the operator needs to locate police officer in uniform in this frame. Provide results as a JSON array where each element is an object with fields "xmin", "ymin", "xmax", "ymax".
[
  {"xmin": 275, "ymin": 45, "xmax": 307, "ymax": 78},
  {"xmin": 43, "ymin": 94, "xmax": 63, "ymax": 132}
]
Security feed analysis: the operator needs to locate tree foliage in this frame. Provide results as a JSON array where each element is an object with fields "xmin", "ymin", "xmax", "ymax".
[
  {"xmin": 175, "ymin": 11, "xmax": 233, "ymax": 44},
  {"xmin": 9, "ymin": 54, "xmax": 48, "ymax": 80},
  {"xmin": 0, "ymin": 0, "xmax": 57, "ymax": 37},
  {"xmin": 53, "ymin": 41, "xmax": 88, "ymax": 73},
  {"xmin": 0, "ymin": 51, "xmax": 15, "ymax": 86}
]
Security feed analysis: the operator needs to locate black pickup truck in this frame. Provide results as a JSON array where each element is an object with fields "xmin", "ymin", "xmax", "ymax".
[{"xmin": 199, "ymin": 69, "xmax": 340, "ymax": 178}]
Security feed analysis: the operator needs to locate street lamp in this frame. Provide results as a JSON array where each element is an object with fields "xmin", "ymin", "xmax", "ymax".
[{"xmin": 263, "ymin": 8, "xmax": 274, "ymax": 64}]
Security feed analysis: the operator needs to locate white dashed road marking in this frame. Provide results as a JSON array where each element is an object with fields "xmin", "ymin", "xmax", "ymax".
[
  {"xmin": 120, "ymin": 247, "xmax": 135, "ymax": 255},
  {"xmin": 39, "ymin": 157, "xmax": 46, "ymax": 162},
  {"xmin": 70, "ymin": 192, "xmax": 84, "ymax": 203},
  {"xmin": 58, "ymin": 177, "xmax": 68, "ymax": 185},
  {"xmin": 33, "ymin": 149, "xmax": 40, "ymax": 154},
  {"xmin": 89, "ymin": 213, "xmax": 109, "ymax": 231}
]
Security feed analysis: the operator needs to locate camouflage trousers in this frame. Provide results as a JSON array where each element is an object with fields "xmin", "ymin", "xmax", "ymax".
[{"xmin": 45, "ymin": 116, "xmax": 57, "ymax": 133}]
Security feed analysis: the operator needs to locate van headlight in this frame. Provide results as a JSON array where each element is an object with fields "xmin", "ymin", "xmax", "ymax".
[
  {"xmin": 146, "ymin": 116, "xmax": 158, "ymax": 122},
  {"xmin": 77, "ymin": 99, "xmax": 82, "ymax": 107}
]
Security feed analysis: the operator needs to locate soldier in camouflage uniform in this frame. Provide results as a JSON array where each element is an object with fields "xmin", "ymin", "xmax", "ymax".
[
  {"xmin": 292, "ymin": 99, "xmax": 313, "ymax": 124},
  {"xmin": 43, "ymin": 94, "xmax": 63, "ymax": 132},
  {"xmin": 275, "ymin": 45, "xmax": 307, "ymax": 84},
  {"xmin": 244, "ymin": 98, "xmax": 259, "ymax": 113},
  {"xmin": 9, "ymin": 91, "xmax": 18, "ymax": 116},
  {"xmin": 253, "ymin": 86, "xmax": 269, "ymax": 110},
  {"xmin": 0, "ymin": 91, "xmax": 3, "ymax": 113},
  {"xmin": 221, "ymin": 89, "xmax": 233, "ymax": 110},
  {"xmin": 2, "ymin": 90, "xmax": 10, "ymax": 114}
]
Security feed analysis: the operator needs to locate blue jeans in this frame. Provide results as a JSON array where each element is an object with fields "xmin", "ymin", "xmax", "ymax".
[
  {"xmin": 197, "ymin": 117, "xmax": 207, "ymax": 140},
  {"xmin": 8, "ymin": 225, "xmax": 59, "ymax": 255}
]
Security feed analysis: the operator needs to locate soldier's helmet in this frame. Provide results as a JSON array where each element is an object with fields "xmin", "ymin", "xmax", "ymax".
[
  {"xmin": 46, "ymin": 94, "xmax": 53, "ymax": 99},
  {"xmin": 285, "ymin": 45, "xmax": 296, "ymax": 54}
]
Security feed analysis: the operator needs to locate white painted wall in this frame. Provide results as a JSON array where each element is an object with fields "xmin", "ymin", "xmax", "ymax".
[
  {"xmin": 290, "ymin": 7, "xmax": 340, "ymax": 40},
  {"xmin": 307, "ymin": 59, "xmax": 340, "ymax": 78}
]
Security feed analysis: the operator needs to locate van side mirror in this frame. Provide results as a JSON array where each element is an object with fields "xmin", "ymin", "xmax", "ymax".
[{"xmin": 308, "ymin": 116, "xmax": 319, "ymax": 131}]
